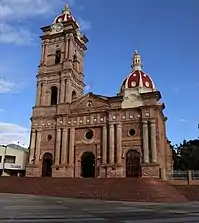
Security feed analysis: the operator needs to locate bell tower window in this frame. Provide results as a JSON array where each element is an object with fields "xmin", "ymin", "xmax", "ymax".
[
  {"xmin": 72, "ymin": 90, "xmax": 77, "ymax": 101},
  {"xmin": 51, "ymin": 86, "xmax": 58, "ymax": 105},
  {"xmin": 55, "ymin": 50, "xmax": 61, "ymax": 64}
]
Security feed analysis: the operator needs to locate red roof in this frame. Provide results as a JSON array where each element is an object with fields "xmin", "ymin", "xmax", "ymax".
[{"xmin": 120, "ymin": 70, "xmax": 156, "ymax": 91}]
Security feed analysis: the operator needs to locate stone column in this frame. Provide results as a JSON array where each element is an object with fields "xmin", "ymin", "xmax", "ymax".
[
  {"xmin": 47, "ymin": 90, "xmax": 51, "ymax": 106},
  {"xmin": 35, "ymin": 130, "xmax": 42, "ymax": 161},
  {"xmin": 80, "ymin": 54, "xmax": 84, "ymax": 74},
  {"xmin": 36, "ymin": 83, "xmax": 41, "ymax": 106},
  {"xmin": 55, "ymin": 129, "xmax": 61, "ymax": 165},
  {"xmin": 69, "ymin": 37, "xmax": 74, "ymax": 61},
  {"xmin": 60, "ymin": 79, "xmax": 65, "ymax": 103},
  {"xmin": 102, "ymin": 126, "xmax": 107, "ymax": 164},
  {"xmin": 109, "ymin": 124, "xmax": 115, "ymax": 164},
  {"xmin": 41, "ymin": 44, "xmax": 44, "ymax": 64},
  {"xmin": 65, "ymin": 37, "xmax": 69, "ymax": 59},
  {"xmin": 41, "ymin": 83, "xmax": 47, "ymax": 106},
  {"xmin": 150, "ymin": 119, "xmax": 157, "ymax": 163},
  {"xmin": 69, "ymin": 128, "xmax": 75, "ymax": 166},
  {"xmin": 116, "ymin": 124, "xmax": 122, "ymax": 164},
  {"xmin": 61, "ymin": 128, "xmax": 68, "ymax": 165},
  {"xmin": 65, "ymin": 80, "xmax": 71, "ymax": 103},
  {"xmin": 142, "ymin": 120, "xmax": 149, "ymax": 163},
  {"xmin": 29, "ymin": 130, "xmax": 36, "ymax": 163},
  {"xmin": 42, "ymin": 44, "xmax": 47, "ymax": 64}
]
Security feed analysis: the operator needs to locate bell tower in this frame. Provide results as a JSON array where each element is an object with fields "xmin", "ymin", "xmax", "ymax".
[
  {"xmin": 27, "ymin": 4, "xmax": 88, "ymax": 173},
  {"xmin": 36, "ymin": 4, "xmax": 88, "ymax": 107}
]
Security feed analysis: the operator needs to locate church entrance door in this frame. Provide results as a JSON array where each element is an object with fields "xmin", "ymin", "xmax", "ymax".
[
  {"xmin": 81, "ymin": 152, "xmax": 95, "ymax": 178},
  {"xmin": 126, "ymin": 150, "xmax": 141, "ymax": 178},
  {"xmin": 42, "ymin": 153, "xmax": 53, "ymax": 177}
]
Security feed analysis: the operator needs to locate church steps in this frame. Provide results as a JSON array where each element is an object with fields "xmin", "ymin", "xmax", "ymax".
[{"xmin": 0, "ymin": 177, "xmax": 188, "ymax": 203}]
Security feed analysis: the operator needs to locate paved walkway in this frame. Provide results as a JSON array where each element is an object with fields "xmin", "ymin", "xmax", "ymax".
[{"xmin": 0, "ymin": 194, "xmax": 199, "ymax": 222}]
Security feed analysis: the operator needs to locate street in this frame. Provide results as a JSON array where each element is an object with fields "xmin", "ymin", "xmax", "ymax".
[{"xmin": 0, "ymin": 194, "xmax": 199, "ymax": 222}]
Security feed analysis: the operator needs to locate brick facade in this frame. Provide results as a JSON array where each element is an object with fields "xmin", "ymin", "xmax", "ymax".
[{"xmin": 26, "ymin": 5, "xmax": 173, "ymax": 179}]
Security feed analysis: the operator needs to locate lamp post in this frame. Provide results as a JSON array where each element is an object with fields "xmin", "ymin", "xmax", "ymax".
[{"xmin": 1, "ymin": 145, "xmax": 7, "ymax": 176}]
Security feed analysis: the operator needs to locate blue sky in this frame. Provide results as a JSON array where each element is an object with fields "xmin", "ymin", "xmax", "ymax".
[{"xmin": 0, "ymin": 0, "xmax": 198, "ymax": 146}]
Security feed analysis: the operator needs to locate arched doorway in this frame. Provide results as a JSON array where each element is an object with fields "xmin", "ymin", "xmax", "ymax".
[
  {"xmin": 81, "ymin": 152, "xmax": 95, "ymax": 178},
  {"xmin": 42, "ymin": 153, "xmax": 53, "ymax": 177},
  {"xmin": 126, "ymin": 150, "xmax": 141, "ymax": 178}
]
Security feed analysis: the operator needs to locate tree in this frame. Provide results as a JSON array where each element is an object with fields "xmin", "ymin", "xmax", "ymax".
[{"xmin": 172, "ymin": 139, "xmax": 199, "ymax": 170}]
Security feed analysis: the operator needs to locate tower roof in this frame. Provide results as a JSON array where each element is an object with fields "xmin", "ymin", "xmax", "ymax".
[
  {"xmin": 53, "ymin": 3, "xmax": 77, "ymax": 25},
  {"xmin": 120, "ymin": 50, "xmax": 156, "ymax": 93}
]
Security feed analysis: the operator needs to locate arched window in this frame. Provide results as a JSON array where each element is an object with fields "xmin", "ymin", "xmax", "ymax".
[
  {"xmin": 51, "ymin": 86, "xmax": 58, "ymax": 105},
  {"xmin": 72, "ymin": 90, "xmax": 77, "ymax": 101},
  {"xmin": 55, "ymin": 50, "xmax": 61, "ymax": 64}
]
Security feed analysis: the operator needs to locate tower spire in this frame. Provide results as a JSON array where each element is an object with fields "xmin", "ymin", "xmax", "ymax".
[
  {"xmin": 62, "ymin": 2, "xmax": 71, "ymax": 14},
  {"xmin": 131, "ymin": 50, "xmax": 143, "ymax": 72}
]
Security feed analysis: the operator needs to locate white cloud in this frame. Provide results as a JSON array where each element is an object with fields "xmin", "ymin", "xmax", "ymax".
[
  {"xmin": 78, "ymin": 18, "xmax": 92, "ymax": 30},
  {"xmin": 0, "ymin": 23, "xmax": 34, "ymax": 45},
  {"xmin": 0, "ymin": 0, "xmax": 63, "ymax": 45},
  {"xmin": 0, "ymin": 0, "xmax": 62, "ymax": 20},
  {"xmin": 0, "ymin": 78, "xmax": 17, "ymax": 93},
  {"xmin": 0, "ymin": 0, "xmax": 91, "ymax": 45},
  {"xmin": 0, "ymin": 122, "xmax": 29, "ymax": 147},
  {"xmin": 85, "ymin": 84, "xmax": 91, "ymax": 91},
  {"xmin": 178, "ymin": 118, "xmax": 189, "ymax": 123}
]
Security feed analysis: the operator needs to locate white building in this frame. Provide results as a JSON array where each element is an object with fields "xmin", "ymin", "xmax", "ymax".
[{"xmin": 0, "ymin": 144, "xmax": 29, "ymax": 177}]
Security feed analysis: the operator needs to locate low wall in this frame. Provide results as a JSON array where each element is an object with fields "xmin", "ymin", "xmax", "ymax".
[
  {"xmin": 170, "ymin": 180, "xmax": 199, "ymax": 185},
  {"xmin": 169, "ymin": 170, "xmax": 199, "ymax": 185}
]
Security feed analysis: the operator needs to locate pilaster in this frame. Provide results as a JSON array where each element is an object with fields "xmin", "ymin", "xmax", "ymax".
[
  {"xmin": 29, "ymin": 130, "xmax": 36, "ymax": 163},
  {"xmin": 142, "ymin": 120, "xmax": 149, "ymax": 163},
  {"xmin": 55, "ymin": 129, "xmax": 61, "ymax": 165},
  {"xmin": 69, "ymin": 128, "xmax": 75, "ymax": 166},
  {"xmin": 102, "ymin": 126, "xmax": 107, "ymax": 164},
  {"xmin": 109, "ymin": 124, "xmax": 114, "ymax": 164},
  {"xmin": 61, "ymin": 128, "xmax": 68, "ymax": 165},
  {"xmin": 150, "ymin": 119, "xmax": 157, "ymax": 163},
  {"xmin": 116, "ymin": 123, "xmax": 122, "ymax": 165},
  {"xmin": 35, "ymin": 130, "xmax": 42, "ymax": 162}
]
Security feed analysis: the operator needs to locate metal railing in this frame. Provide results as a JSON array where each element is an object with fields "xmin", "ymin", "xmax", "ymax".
[
  {"xmin": 191, "ymin": 171, "xmax": 199, "ymax": 180},
  {"xmin": 169, "ymin": 170, "xmax": 199, "ymax": 180},
  {"xmin": 169, "ymin": 171, "xmax": 188, "ymax": 180}
]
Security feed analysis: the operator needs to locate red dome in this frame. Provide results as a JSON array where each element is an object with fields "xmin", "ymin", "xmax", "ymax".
[
  {"xmin": 53, "ymin": 4, "xmax": 76, "ymax": 25},
  {"xmin": 121, "ymin": 70, "xmax": 156, "ymax": 91},
  {"xmin": 54, "ymin": 13, "xmax": 73, "ymax": 23},
  {"xmin": 120, "ymin": 50, "xmax": 156, "ymax": 93}
]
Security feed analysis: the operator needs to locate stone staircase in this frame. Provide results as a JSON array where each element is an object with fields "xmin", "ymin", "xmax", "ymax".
[
  {"xmin": 0, "ymin": 177, "xmax": 187, "ymax": 203},
  {"xmin": 175, "ymin": 185, "xmax": 199, "ymax": 202}
]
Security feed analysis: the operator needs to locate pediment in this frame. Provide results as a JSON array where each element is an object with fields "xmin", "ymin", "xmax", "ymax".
[{"xmin": 69, "ymin": 93, "xmax": 110, "ymax": 113}]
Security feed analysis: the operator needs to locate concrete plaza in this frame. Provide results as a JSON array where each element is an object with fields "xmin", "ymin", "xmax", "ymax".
[{"xmin": 0, "ymin": 194, "xmax": 199, "ymax": 222}]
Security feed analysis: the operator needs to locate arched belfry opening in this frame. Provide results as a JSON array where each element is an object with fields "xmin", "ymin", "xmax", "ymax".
[
  {"xmin": 72, "ymin": 90, "xmax": 77, "ymax": 101},
  {"xmin": 55, "ymin": 50, "xmax": 61, "ymax": 64},
  {"xmin": 126, "ymin": 149, "xmax": 141, "ymax": 178},
  {"xmin": 42, "ymin": 153, "xmax": 53, "ymax": 177},
  {"xmin": 81, "ymin": 152, "xmax": 95, "ymax": 178},
  {"xmin": 51, "ymin": 86, "xmax": 58, "ymax": 105}
]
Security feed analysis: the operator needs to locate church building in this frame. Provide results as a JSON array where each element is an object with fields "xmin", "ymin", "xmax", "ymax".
[{"xmin": 26, "ymin": 4, "xmax": 173, "ymax": 179}]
